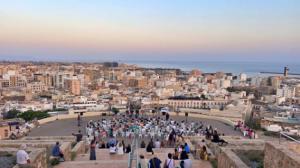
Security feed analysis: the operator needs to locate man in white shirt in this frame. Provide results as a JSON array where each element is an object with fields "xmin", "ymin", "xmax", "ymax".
[
  {"xmin": 16, "ymin": 144, "xmax": 31, "ymax": 168},
  {"xmin": 154, "ymin": 139, "xmax": 161, "ymax": 148}
]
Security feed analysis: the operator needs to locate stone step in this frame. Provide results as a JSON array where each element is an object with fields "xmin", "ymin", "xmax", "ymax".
[{"xmin": 55, "ymin": 160, "xmax": 128, "ymax": 168}]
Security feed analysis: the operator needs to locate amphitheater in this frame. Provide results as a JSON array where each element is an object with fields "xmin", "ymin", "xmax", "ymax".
[{"xmin": 0, "ymin": 112, "xmax": 299, "ymax": 168}]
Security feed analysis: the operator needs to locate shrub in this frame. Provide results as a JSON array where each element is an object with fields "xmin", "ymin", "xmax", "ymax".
[
  {"xmin": 18, "ymin": 110, "xmax": 50, "ymax": 122},
  {"xmin": 50, "ymin": 158, "xmax": 60, "ymax": 166},
  {"xmin": 111, "ymin": 107, "xmax": 119, "ymax": 115},
  {"xmin": 4, "ymin": 109, "xmax": 21, "ymax": 119}
]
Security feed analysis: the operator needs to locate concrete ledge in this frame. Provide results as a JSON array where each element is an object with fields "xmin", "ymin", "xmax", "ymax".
[
  {"xmin": 264, "ymin": 141, "xmax": 300, "ymax": 168},
  {"xmin": 0, "ymin": 147, "xmax": 47, "ymax": 168},
  {"xmin": 71, "ymin": 141, "xmax": 85, "ymax": 160},
  {"xmin": 38, "ymin": 112, "xmax": 106, "ymax": 125},
  {"xmin": 218, "ymin": 148, "xmax": 249, "ymax": 168},
  {"xmin": 22, "ymin": 136, "xmax": 75, "ymax": 142}
]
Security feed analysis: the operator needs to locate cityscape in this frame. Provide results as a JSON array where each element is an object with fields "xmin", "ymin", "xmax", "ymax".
[{"xmin": 0, "ymin": 1, "xmax": 299, "ymax": 168}]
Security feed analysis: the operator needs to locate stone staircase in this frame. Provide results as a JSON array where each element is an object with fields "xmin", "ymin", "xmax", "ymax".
[
  {"xmin": 55, "ymin": 147, "xmax": 212, "ymax": 168},
  {"xmin": 55, "ymin": 149, "xmax": 129, "ymax": 168}
]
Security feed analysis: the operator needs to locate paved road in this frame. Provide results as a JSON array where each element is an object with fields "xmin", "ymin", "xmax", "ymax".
[{"xmin": 28, "ymin": 114, "xmax": 241, "ymax": 137}]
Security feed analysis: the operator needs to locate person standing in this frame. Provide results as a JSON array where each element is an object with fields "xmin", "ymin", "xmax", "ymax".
[
  {"xmin": 72, "ymin": 130, "xmax": 83, "ymax": 143},
  {"xmin": 77, "ymin": 114, "xmax": 81, "ymax": 126},
  {"xmin": 148, "ymin": 154, "xmax": 162, "ymax": 168},
  {"xmin": 164, "ymin": 153, "xmax": 175, "ymax": 168},
  {"xmin": 138, "ymin": 155, "xmax": 147, "ymax": 168},
  {"xmin": 90, "ymin": 140, "xmax": 96, "ymax": 160},
  {"xmin": 16, "ymin": 144, "xmax": 31, "ymax": 168}
]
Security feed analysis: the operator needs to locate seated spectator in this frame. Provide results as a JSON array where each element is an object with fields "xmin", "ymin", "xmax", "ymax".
[
  {"xmin": 154, "ymin": 139, "xmax": 161, "ymax": 148},
  {"xmin": 180, "ymin": 151, "xmax": 192, "ymax": 168},
  {"xmin": 107, "ymin": 137, "xmax": 117, "ymax": 147},
  {"xmin": 125, "ymin": 144, "xmax": 131, "ymax": 153},
  {"xmin": 52, "ymin": 142, "xmax": 65, "ymax": 161},
  {"xmin": 109, "ymin": 144, "xmax": 117, "ymax": 154},
  {"xmin": 173, "ymin": 148, "xmax": 179, "ymax": 160},
  {"xmin": 117, "ymin": 142, "xmax": 124, "ymax": 155},
  {"xmin": 200, "ymin": 146, "xmax": 208, "ymax": 161},
  {"xmin": 148, "ymin": 154, "xmax": 162, "ymax": 168},
  {"xmin": 212, "ymin": 130, "xmax": 228, "ymax": 146},
  {"xmin": 184, "ymin": 143, "xmax": 190, "ymax": 153},
  {"xmin": 140, "ymin": 140, "xmax": 146, "ymax": 148},
  {"xmin": 17, "ymin": 144, "xmax": 31, "ymax": 168},
  {"xmin": 146, "ymin": 141, "xmax": 154, "ymax": 154},
  {"xmin": 234, "ymin": 121, "xmax": 242, "ymax": 130}
]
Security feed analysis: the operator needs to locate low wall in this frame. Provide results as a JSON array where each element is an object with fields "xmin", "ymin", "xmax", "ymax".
[
  {"xmin": 60, "ymin": 141, "xmax": 72, "ymax": 161},
  {"xmin": 38, "ymin": 112, "xmax": 105, "ymax": 125},
  {"xmin": 22, "ymin": 136, "xmax": 75, "ymax": 142},
  {"xmin": 218, "ymin": 148, "xmax": 249, "ymax": 168},
  {"xmin": 0, "ymin": 141, "xmax": 72, "ymax": 161},
  {"xmin": 146, "ymin": 111, "xmax": 236, "ymax": 127},
  {"xmin": 71, "ymin": 141, "xmax": 85, "ymax": 160},
  {"xmin": 1, "ymin": 147, "xmax": 47, "ymax": 168},
  {"xmin": 264, "ymin": 142, "xmax": 300, "ymax": 168}
]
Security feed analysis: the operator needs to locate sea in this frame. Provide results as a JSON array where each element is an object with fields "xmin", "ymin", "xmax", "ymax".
[{"xmin": 125, "ymin": 60, "xmax": 300, "ymax": 77}]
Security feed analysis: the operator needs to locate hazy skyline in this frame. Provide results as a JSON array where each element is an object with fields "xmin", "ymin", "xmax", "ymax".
[{"xmin": 0, "ymin": 0, "xmax": 299, "ymax": 62}]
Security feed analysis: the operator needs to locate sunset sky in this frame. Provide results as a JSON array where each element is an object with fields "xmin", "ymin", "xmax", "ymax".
[{"xmin": 0, "ymin": 0, "xmax": 299, "ymax": 62}]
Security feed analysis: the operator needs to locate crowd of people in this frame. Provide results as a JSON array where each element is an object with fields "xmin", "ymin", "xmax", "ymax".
[
  {"xmin": 71, "ymin": 114, "xmax": 230, "ymax": 167},
  {"xmin": 234, "ymin": 120, "xmax": 257, "ymax": 139}
]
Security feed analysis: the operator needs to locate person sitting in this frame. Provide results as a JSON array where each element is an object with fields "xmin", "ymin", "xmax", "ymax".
[
  {"xmin": 140, "ymin": 140, "xmax": 146, "ymax": 148},
  {"xmin": 154, "ymin": 139, "xmax": 161, "ymax": 148},
  {"xmin": 109, "ymin": 144, "xmax": 117, "ymax": 154},
  {"xmin": 138, "ymin": 155, "xmax": 148, "ymax": 168},
  {"xmin": 117, "ymin": 142, "xmax": 124, "ymax": 155},
  {"xmin": 184, "ymin": 143, "xmax": 190, "ymax": 153},
  {"xmin": 107, "ymin": 136, "xmax": 117, "ymax": 147},
  {"xmin": 52, "ymin": 142, "xmax": 65, "ymax": 161},
  {"xmin": 16, "ymin": 144, "xmax": 31, "ymax": 168},
  {"xmin": 146, "ymin": 141, "xmax": 154, "ymax": 154},
  {"xmin": 173, "ymin": 148, "xmax": 179, "ymax": 160},
  {"xmin": 212, "ymin": 130, "xmax": 228, "ymax": 146},
  {"xmin": 125, "ymin": 144, "xmax": 131, "ymax": 153},
  {"xmin": 180, "ymin": 151, "xmax": 192, "ymax": 168},
  {"xmin": 234, "ymin": 121, "xmax": 242, "ymax": 130},
  {"xmin": 200, "ymin": 146, "xmax": 208, "ymax": 161}
]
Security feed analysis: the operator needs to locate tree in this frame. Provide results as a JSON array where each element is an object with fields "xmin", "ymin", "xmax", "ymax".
[
  {"xmin": 111, "ymin": 107, "xmax": 119, "ymax": 115},
  {"xmin": 18, "ymin": 110, "xmax": 50, "ymax": 122},
  {"xmin": 4, "ymin": 109, "xmax": 21, "ymax": 119}
]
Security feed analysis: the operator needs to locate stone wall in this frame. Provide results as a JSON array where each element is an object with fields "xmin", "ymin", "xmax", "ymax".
[
  {"xmin": 264, "ymin": 142, "xmax": 300, "ymax": 168},
  {"xmin": 218, "ymin": 148, "xmax": 249, "ymax": 168},
  {"xmin": 38, "ymin": 112, "xmax": 105, "ymax": 125},
  {"xmin": 0, "ymin": 141, "xmax": 72, "ymax": 161},
  {"xmin": 22, "ymin": 136, "xmax": 75, "ymax": 142},
  {"xmin": 0, "ymin": 147, "xmax": 47, "ymax": 168}
]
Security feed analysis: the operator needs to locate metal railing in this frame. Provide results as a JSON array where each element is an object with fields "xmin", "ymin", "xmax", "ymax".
[
  {"xmin": 279, "ymin": 131, "xmax": 300, "ymax": 144},
  {"xmin": 128, "ymin": 131, "xmax": 139, "ymax": 168}
]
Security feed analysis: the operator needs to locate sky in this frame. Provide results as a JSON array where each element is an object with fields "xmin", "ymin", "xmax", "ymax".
[{"xmin": 0, "ymin": 0, "xmax": 299, "ymax": 62}]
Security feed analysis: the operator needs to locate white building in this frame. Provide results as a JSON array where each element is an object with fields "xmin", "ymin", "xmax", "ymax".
[{"xmin": 276, "ymin": 85, "xmax": 296, "ymax": 98}]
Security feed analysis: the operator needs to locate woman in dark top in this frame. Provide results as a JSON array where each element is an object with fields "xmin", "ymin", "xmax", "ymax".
[
  {"xmin": 126, "ymin": 144, "xmax": 131, "ymax": 153},
  {"xmin": 90, "ymin": 140, "xmax": 96, "ymax": 160},
  {"xmin": 146, "ymin": 140, "xmax": 154, "ymax": 154}
]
